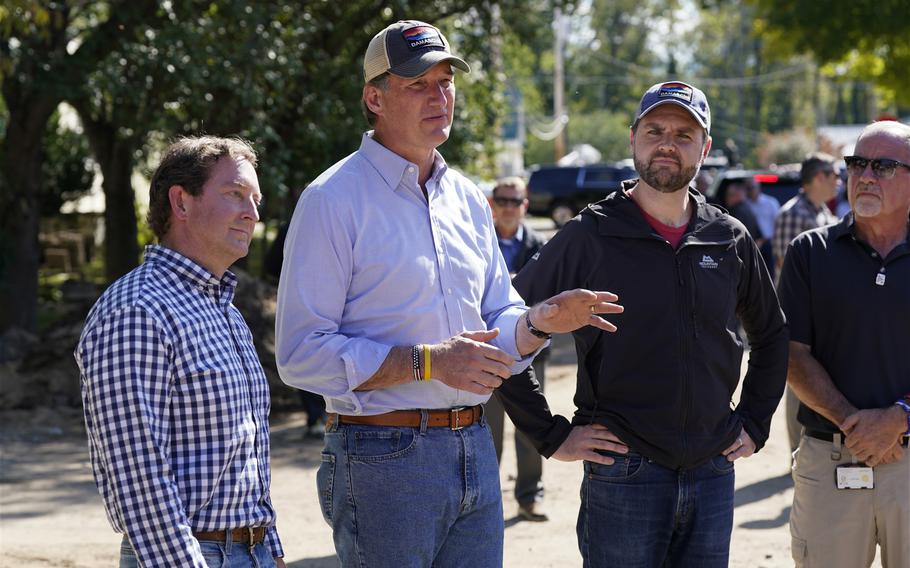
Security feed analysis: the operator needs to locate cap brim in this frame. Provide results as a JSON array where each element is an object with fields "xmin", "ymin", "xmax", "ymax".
[
  {"xmin": 389, "ymin": 51, "xmax": 470, "ymax": 78},
  {"xmin": 634, "ymin": 100, "xmax": 709, "ymax": 131}
]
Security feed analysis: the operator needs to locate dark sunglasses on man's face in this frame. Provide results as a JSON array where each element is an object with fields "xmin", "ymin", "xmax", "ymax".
[
  {"xmin": 493, "ymin": 197, "xmax": 524, "ymax": 207},
  {"xmin": 844, "ymin": 155, "xmax": 910, "ymax": 180}
]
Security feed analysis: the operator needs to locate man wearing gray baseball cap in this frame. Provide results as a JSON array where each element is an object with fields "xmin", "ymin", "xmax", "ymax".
[
  {"xmin": 276, "ymin": 19, "xmax": 623, "ymax": 567},
  {"xmin": 498, "ymin": 80, "xmax": 788, "ymax": 567}
]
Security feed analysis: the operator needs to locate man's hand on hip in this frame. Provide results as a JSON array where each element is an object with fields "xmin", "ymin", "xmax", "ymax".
[
  {"xmin": 552, "ymin": 424, "xmax": 628, "ymax": 464},
  {"xmin": 841, "ymin": 406, "xmax": 907, "ymax": 466},
  {"xmin": 722, "ymin": 428, "xmax": 756, "ymax": 462},
  {"xmin": 431, "ymin": 329, "xmax": 515, "ymax": 395},
  {"xmin": 530, "ymin": 289, "xmax": 623, "ymax": 335}
]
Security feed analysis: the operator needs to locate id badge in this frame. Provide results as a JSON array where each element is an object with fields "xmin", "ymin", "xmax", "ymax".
[{"xmin": 835, "ymin": 465, "xmax": 874, "ymax": 489}]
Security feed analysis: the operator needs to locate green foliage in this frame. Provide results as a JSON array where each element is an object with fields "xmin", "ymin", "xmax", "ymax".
[
  {"xmin": 39, "ymin": 112, "xmax": 94, "ymax": 216},
  {"xmin": 568, "ymin": 109, "xmax": 633, "ymax": 161},
  {"xmin": 750, "ymin": 0, "xmax": 910, "ymax": 104}
]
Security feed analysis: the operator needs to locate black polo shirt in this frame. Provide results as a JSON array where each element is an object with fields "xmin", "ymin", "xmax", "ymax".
[{"xmin": 778, "ymin": 214, "xmax": 910, "ymax": 433}]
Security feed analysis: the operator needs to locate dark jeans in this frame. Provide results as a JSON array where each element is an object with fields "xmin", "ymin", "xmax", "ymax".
[
  {"xmin": 486, "ymin": 355, "xmax": 547, "ymax": 506},
  {"xmin": 578, "ymin": 451, "xmax": 735, "ymax": 568}
]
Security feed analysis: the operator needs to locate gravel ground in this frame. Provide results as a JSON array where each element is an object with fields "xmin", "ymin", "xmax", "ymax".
[{"xmin": 0, "ymin": 339, "xmax": 883, "ymax": 567}]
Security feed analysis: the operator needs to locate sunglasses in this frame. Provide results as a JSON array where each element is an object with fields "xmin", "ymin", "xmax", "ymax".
[
  {"xmin": 493, "ymin": 197, "xmax": 524, "ymax": 207},
  {"xmin": 844, "ymin": 156, "xmax": 910, "ymax": 180}
]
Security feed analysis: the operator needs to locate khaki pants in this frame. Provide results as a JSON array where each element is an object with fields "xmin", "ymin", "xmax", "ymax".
[{"xmin": 790, "ymin": 435, "xmax": 910, "ymax": 568}]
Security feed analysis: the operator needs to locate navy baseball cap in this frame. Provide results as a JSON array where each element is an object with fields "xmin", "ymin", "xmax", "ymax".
[
  {"xmin": 632, "ymin": 81, "xmax": 711, "ymax": 133},
  {"xmin": 364, "ymin": 20, "xmax": 470, "ymax": 82}
]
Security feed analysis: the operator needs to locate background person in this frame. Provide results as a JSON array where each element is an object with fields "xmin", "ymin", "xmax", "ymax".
[
  {"xmin": 745, "ymin": 177, "xmax": 780, "ymax": 278},
  {"xmin": 484, "ymin": 176, "xmax": 551, "ymax": 522},
  {"xmin": 772, "ymin": 152, "xmax": 839, "ymax": 455}
]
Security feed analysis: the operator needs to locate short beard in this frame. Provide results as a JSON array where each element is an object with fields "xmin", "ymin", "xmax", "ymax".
[{"xmin": 634, "ymin": 151, "xmax": 700, "ymax": 194}]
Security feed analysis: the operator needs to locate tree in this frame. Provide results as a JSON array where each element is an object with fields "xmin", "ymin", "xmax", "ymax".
[
  {"xmin": 39, "ymin": 109, "xmax": 94, "ymax": 216},
  {"xmin": 750, "ymin": 0, "xmax": 910, "ymax": 107},
  {"xmin": 0, "ymin": 0, "xmax": 157, "ymax": 332}
]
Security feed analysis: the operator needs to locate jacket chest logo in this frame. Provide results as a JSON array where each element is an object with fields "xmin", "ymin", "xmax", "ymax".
[{"xmin": 698, "ymin": 255, "xmax": 719, "ymax": 269}]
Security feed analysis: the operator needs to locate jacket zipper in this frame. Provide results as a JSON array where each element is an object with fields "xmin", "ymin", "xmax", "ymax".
[
  {"xmin": 688, "ymin": 262, "xmax": 700, "ymax": 339},
  {"xmin": 674, "ymin": 254, "xmax": 689, "ymax": 466}
]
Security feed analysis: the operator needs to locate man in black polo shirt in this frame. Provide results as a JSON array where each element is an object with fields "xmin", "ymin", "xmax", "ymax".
[{"xmin": 778, "ymin": 120, "xmax": 910, "ymax": 568}]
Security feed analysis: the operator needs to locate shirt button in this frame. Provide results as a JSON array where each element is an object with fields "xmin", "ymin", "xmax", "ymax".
[
  {"xmin": 407, "ymin": 167, "xmax": 415, "ymax": 174},
  {"xmin": 447, "ymin": 288, "xmax": 453, "ymax": 294}
]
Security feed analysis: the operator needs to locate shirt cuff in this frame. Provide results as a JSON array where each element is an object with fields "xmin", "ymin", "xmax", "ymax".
[
  {"xmin": 265, "ymin": 525, "xmax": 284, "ymax": 558},
  {"xmin": 327, "ymin": 340, "xmax": 393, "ymax": 414},
  {"xmin": 491, "ymin": 307, "xmax": 547, "ymax": 374}
]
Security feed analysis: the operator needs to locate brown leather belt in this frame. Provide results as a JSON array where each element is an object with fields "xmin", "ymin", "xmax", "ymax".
[
  {"xmin": 193, "ymin": 527, "xmax": 266, "ymax": 546},
  {"xmin": 328, "ymin": 405, "xmax": 483, "ymax": 431}
]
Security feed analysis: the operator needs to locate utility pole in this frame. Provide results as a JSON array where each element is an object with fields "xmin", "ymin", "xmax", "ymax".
[{"xmin": 553, "ymin": 6, "xmax": 566, "ymax": 162}]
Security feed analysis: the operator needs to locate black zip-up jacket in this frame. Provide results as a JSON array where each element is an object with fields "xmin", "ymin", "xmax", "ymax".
[{"xmin": 499, "ymin": 183, "xmax": 788, "ymax": 470}]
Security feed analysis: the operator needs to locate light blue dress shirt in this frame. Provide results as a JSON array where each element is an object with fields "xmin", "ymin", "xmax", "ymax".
[{"xmin": 276, "ymin": 133, "xmax": 536, "ymax": 415}]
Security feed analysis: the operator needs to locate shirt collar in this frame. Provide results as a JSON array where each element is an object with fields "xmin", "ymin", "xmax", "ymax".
[
  {"xmin": 498, "ymin": 223, "xmax": 524, "ymax": 243},
  {"xmin": 359, "ymin": 132, "xmax": 448, "ymax": 191},
  {"xmin": 830, "ymin": 213, "xmax": 910, "ymax": 250},
  {"xmin": 829, "ymin": 213, "xmax": 856, "ymax": 241},
  {"xmin": 144, "ymin": 244, "xmax": 237, "ymax": 301}
]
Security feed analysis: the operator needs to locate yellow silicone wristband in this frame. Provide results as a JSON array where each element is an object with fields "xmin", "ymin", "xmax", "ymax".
[{"xmin": 423, "ymin": 344, "xmax": 431, "ymax": 381}]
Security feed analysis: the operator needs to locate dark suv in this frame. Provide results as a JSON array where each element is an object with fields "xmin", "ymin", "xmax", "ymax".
[
  {"xmin": 526, "ymin": 163, "xmax": 636, "ymax": 226},
  {"xmin": 706, "ymin": 168, "xmax": 802, "ymax": 207}
]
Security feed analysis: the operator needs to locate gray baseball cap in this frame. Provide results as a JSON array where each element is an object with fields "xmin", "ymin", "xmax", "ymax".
[{"xmin": 363, "ymin": 20, "xmax": 470, "ymax": 82}]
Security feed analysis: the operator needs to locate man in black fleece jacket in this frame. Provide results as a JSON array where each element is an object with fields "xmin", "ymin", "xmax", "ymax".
[{"xmin": 498, "ymin": 81, "xmax": 788, "ymax": 568}]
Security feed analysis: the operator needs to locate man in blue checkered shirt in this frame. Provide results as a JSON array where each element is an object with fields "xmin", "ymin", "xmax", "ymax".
[{"xmin": 75, "ymin": 136, "xmax": 286, "ymax": 567}]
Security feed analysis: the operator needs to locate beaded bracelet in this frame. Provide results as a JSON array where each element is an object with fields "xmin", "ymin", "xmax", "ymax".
[{"xmin": 412, "ymin": 345, "xmax": 422, "ymax": 382}]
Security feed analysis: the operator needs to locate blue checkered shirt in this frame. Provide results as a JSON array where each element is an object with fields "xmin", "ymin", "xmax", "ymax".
[{"xmin": 76, "ymin": 245, "xmax": 283, "ymax": 566}]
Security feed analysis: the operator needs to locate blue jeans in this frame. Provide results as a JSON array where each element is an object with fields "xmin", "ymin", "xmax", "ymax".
[
  {"xmin": 119, "ymin": 535, "xmax": 276, "ymax": 568},
  {"xmin": 578, "ymin": 452, "xmax": 735, "ymax": 568},
  {"xmin": 318, "ymin": 413, "xmax": 503, "ymax": 567}
]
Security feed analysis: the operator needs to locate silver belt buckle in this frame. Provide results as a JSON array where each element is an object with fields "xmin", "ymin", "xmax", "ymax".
[{"xmin": 450, "ymin": 408, "xmax": 464, "ymax": 430}]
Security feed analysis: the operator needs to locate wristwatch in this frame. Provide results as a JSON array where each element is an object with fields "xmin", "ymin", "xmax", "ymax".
[{"xmin": 525, "ymin": 310, "xmax": 552, "ymax": 340}]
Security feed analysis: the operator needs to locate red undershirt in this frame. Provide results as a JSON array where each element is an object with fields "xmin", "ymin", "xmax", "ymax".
[{"xmin": 633, "ymin": 199, "xmax": 690, "ymax": 249}]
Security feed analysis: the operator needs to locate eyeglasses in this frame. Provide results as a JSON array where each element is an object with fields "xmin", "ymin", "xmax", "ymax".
[
  {"xmin": 493, "ymin": 197, "xmax": 524, "ymax": 207},
  {"xmin": 844, "ymin": 156, "xmax": 910, "ymax": 180}
]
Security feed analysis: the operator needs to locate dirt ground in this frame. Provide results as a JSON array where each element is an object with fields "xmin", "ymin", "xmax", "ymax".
[{"xmin": 0, "ymin": 339, "xmax": 883, "ymax": 567}]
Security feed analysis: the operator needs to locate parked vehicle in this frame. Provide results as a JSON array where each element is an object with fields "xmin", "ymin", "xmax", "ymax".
[
  {"xmin": 705, "ymin": 168, "xmax": 802, "ymax": 208},
  {"xmin": 527, "ymin": 163, "xmax": 636, "ymax": 226}
]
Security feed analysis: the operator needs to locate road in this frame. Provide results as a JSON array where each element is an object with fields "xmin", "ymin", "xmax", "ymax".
[{"xmin": 0, "ymin": 334, "xmax": 883, "ymax": 566}]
